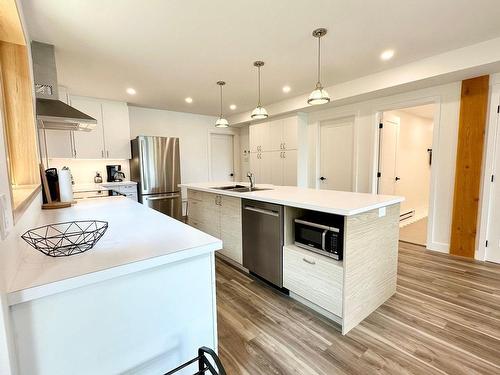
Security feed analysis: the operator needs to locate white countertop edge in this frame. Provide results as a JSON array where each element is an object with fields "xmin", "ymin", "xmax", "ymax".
[
  {"xmin": 180, "ymin": 184, "xmax": 403, "ymax": 216},
  {"xmin": 7, "ymin": 240, "xmax": 222, "ymax": 306}
]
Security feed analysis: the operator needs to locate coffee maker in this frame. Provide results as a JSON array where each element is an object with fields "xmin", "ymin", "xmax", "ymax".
[{"xmin": 106, "ymin": 165, "xmax": 125, "ymax": 182}]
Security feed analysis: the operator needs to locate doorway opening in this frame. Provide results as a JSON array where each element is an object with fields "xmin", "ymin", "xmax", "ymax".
[
  {"xmin": 377, "ymin": 104, "xmax": 435, "ymax": 246},
  {"xmin": 209, "ymin": 133, "xmax": 235, "ymax": 182}
]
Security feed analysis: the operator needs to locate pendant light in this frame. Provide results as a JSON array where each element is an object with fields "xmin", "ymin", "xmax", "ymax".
[
  {"xmin": 251, "ymin": 61, "xmax": 268, "ymax": 119},
  {"xmin": 215, "ymin": 81, "xmax": 229, "ymax": 128},
  {"xmin": 308, "ymin": 28, "xmax": 330, "ymax": 105}
]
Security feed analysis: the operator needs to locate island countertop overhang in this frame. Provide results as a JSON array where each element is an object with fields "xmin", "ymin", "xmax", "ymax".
[{"xmin": 3, "ymin": 197, "xmax": 222, "ymax": 305}]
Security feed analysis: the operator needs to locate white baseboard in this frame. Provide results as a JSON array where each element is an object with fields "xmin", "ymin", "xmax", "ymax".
[{"xmin": 426, "ymin": 241, "xmax": 449, "ymax": 253}]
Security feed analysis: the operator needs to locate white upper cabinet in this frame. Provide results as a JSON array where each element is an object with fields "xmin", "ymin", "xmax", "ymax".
[
  {"xmin": 70, "ymin": 97, "xmax": 105, "ymax": 159},
  {"xmin": 248, "ymin": 114, "xmax": 307, "ymax": 187},
  {"xmin": 44, "ymin": 95, "xmax": 131, "ymax": 160},
  {"xmin": 282, "ymin": 117, "xmax": 298, "ymax": 150},
  {"xmin": 268, "ymin": 120, "xmax": 284, "ymax": 151},
  {"xmin": 101, "ymin": 101, "xmax": 131, "ymax": 159},
  {"xmin": 249, "ymin": 122, "xmax": 269, "ymax": 152}
]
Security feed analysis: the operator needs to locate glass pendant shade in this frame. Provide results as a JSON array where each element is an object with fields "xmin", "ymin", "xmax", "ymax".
[
  {"xmin": 251, "ymin": 105, "xmax": 268, "ymax": 119},
  {"xmin": 215, "ymin": 117, "xmax": 229, "ymax": 128},
  {"xmin": 308, "ymin": 28, "xmax": 330, "ymax": 106},
  {"xmin": 252, "ymin": 61, "xmax": 269, "ymax": 119},
  {"xmin": 215, "ymin": 81, "xmax": 229, "ymax": 127},
  {"xmin": 308, "ymin": 86, "xmax": 330, "ymax": 105}
]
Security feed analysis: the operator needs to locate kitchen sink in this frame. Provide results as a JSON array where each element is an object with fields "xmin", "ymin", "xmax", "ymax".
[
  {"xmin": 211, "ymin": 185, "xmax": 272, "ymax": 193},
  {"xmin": 211, "ymin": 184, "xmax": 246, "ymax": 190}
]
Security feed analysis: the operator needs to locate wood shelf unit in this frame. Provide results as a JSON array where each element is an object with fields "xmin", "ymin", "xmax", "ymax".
[{"xmin": 0, "ymin": 0, "xmax": 41, "ymax": 220}]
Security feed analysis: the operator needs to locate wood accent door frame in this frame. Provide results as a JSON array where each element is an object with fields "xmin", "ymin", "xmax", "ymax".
[{"xmin": 450, "ymin": 76, "xmax": 490, "ymax": 258}]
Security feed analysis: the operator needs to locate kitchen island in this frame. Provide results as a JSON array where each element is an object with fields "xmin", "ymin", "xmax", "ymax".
[
  {"xmin": 0, "ymin": 197, "xmax": 221, "ymax": 375},
  {"xmin": 182, "ymin": 182, "xmax": 404, "ymax": 335}
]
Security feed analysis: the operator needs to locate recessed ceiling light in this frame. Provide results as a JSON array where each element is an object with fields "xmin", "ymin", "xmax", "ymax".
[
  {"xmin": 380, "ymin": 49, "xmax": 395, "ymax": 61},
  {"xmin": 229, "ymin": 104, "xmax": 237, "ymax": 110},
  {"xmin": 185, "ymin": 97, "xmax": 193, "ymax": 103},
  {"xmin": 126, "ymin": 88, "xmax": 136, "ymax": 95},
  {"xmin": 282, "ymin": 85, "xmax": 291, "ymax": 93}
]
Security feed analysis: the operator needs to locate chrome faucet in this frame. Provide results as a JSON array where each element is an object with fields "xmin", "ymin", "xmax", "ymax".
[{"xmin": 247, "ymin": 172, "xmax": 255, "ymax": 190}]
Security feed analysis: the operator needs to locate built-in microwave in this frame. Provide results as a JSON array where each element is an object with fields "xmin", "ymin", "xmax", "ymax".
[{"xmin": 294, "ymin": 217, "xmax": 343, "ymax": 260}]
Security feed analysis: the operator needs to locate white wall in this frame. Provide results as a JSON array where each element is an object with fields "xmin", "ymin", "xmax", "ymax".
[
  {"xmin": 128, "ymin": 106, "xmax": 241, "ymax": 197},
  {"xmin": 386, "ymin": 109, "xmax": 433, "ymax": 220},
  {"xmin": 239, "ymin": 125, "xmax": 250, "ymax": 177},
  {"xmin": 47, "ymin": 158, "xmax": 131, "ymax": 184},
  {"xmin": 306, "ymin": 82, "xmax": 461, "ymax": 253}
]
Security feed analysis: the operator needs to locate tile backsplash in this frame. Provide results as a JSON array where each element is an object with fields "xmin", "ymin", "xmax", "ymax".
[{"xmin": 47, "ymin": 159, "xmax": 131, "ymax": 184}]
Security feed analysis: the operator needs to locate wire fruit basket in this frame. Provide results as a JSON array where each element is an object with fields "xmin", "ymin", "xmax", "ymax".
[
  {"xmin": 164, "ymin": 347, "xmax": 226, "ymax": 375},
  {"xmin": 21, "ymin": 220, "xmax": 108, "ymax": 257}
]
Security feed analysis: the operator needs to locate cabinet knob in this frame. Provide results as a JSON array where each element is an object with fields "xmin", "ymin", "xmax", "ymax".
[{"xmin": 320, "ymin": 176, "xmax": 327, "ymax": 181}]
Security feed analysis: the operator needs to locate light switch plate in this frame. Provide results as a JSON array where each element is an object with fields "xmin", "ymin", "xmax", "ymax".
[
  {"xmin": 378, "ymin": 207, "xmax": 386, "ymax": 218},
  {"xmin": 0, "ymin": 193, "xmax": 11, "ymax": 240}
]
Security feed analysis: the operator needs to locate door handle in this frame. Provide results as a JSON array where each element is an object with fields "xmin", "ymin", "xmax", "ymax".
[
  {"xmin": 302, "ymin": 258, "xmax": 316, "ymax": 265},
  {"xmin": 145, "ymin": 194, "xmax": 180, "ymax": 201},
  {"xmin": 395, "ymin": 177, "xmax": 401, "ymax": 181},
  {"xmin": 140, "ymin": 139, "xmax": 148, "ymax": 191},
  {"xmin": 244, "ymin": 206, "xmax": 279, "ymax": 216},
  {"xmin": 319, "ymin": 176, "xmax": 327, "ymax": 181}
]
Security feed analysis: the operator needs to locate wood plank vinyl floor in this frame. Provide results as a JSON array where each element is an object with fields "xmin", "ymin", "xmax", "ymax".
[{"xmin": 216, "ymin": 242, "xmax": 500, "ymax": 374}]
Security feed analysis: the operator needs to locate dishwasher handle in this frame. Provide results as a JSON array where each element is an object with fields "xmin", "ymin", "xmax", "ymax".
[{"xmin": 244, "ymin": 205, "xmax": 279, "ymax": 217}]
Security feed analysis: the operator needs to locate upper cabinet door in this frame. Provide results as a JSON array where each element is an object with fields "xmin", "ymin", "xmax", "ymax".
[
  {"xmin": 249, "ymin": 124, "xmax": 260, "ymax": 152},
  {"xmin": 283, "ymin": 117, "xmax": 298, "ymax": 150},
  {"xmin": 268, "ymin": 120, "xmax": 283, "ymax": 151},
  {"xmin": 39, "ymin": 129, "xmax": 74, "ymax": 159},
  {"xmin": 102, "ymin": 101, "xmax": 131, "ymax": 159},
  {"xmin": 70, "ymin": 97, "xmax": 105, "ymax": 159}
]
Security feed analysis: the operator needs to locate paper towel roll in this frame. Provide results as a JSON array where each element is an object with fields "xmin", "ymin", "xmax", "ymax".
[{"xmin": 59, "ymin": 169, "xmax": 73, "ymax": 203}]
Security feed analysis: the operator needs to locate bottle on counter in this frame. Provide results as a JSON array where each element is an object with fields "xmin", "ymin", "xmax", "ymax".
[
  {"xmin": 94, "ymin": 171, "xmax": 103, "ymax": 183},
  {"xmin": 59, "ymin": 166, "xmax": 74, "ymax": 203}
]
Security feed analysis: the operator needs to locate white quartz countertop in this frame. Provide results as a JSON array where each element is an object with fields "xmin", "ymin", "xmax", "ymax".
[
  {"xmin": 73, "ymin": 181, "xmax": 137, "ymax": 192},
  {"xmin": 3, "ymin": 197, "xmax": 221, "ymax": 305},
  {"xmin": 181, "ymin": 182, "xmax": 404, "ymax": 216}
]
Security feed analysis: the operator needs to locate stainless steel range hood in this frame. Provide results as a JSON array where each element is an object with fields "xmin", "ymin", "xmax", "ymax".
[{"xmin": 32, "ymin": 41, "xmax": 97, "ymax": 132}]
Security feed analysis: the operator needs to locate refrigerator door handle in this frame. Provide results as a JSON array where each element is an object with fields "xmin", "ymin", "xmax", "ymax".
[
  {"xmin": 140, "ymin": 139, "xmax": 148, "ymax": 192},
  {"xmin": 144, "ymin": 194, "xmax": 181, "ymax": 201}
]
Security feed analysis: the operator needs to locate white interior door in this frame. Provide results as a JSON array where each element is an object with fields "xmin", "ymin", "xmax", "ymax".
[
  {"xmin": 210, "ymin": 133, "xmax": 234, "ymax": 182},
  {"xmin": 486, "ymin": 110, "xmax": 500, "ymax": 264},
  {"xmin": 319, "ymin": 118, "xmax": 354, "ymax": 191},
  {"xmin": 378, "ymin": 115, "xmax": 400, "ymax": 195}
]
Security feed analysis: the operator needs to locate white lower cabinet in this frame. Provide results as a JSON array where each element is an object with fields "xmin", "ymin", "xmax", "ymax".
[
  {"xmin": 115, "ymin": 184, "xmax": 138, "ymax": 201},
  {"xmin": 284, "ymin": 244, "xmax": 343, "ymax": 317},
  {"xmin": 187, "ymin": 190, "xmax": 242, "ymax": 264}
]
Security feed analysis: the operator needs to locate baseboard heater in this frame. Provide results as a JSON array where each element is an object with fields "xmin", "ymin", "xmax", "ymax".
[{"xmin": 400, "ymin": 210, "xmax": 415, "ymax": 222}]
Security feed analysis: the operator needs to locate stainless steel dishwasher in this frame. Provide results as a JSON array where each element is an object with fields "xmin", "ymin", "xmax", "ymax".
[{"xmin": 242, "ymin": 199, "xmax": 284, "ymax": 288}]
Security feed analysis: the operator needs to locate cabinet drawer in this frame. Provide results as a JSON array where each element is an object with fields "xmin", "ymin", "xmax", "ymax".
[
  {"xmin": 118, "ymin": 184, "xmax": 137, "ymax": 194},
  {"xmin": 284, "ymin": 245, "xmax": 343, "ymax": 317},
  {"xmin": 187, "ymin": 189, "xmax": 207, "ymax": 202}
]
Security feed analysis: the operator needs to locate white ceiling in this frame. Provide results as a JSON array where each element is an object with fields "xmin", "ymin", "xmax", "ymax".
[
  {"xmin": 399, "ymin": 104, "xmax": 436, "ymax": 120},
  {"xmin": 21, "ymin": 0, "xmax": 500, "ymax": 116}
]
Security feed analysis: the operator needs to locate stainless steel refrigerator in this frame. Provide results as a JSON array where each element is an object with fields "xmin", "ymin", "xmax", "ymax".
[{"xmin": 130, "ymin": 136, "xmax": 182, "ymax": 220}]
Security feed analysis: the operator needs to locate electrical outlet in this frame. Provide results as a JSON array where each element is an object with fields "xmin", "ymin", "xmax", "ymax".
[
  {"xmin": 378, "ymin": 207, "xmax": 386, "ymax": 218},
  {"xmin": 0, "ymin": 193, "xmax": 11, "ymax": 240}
]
